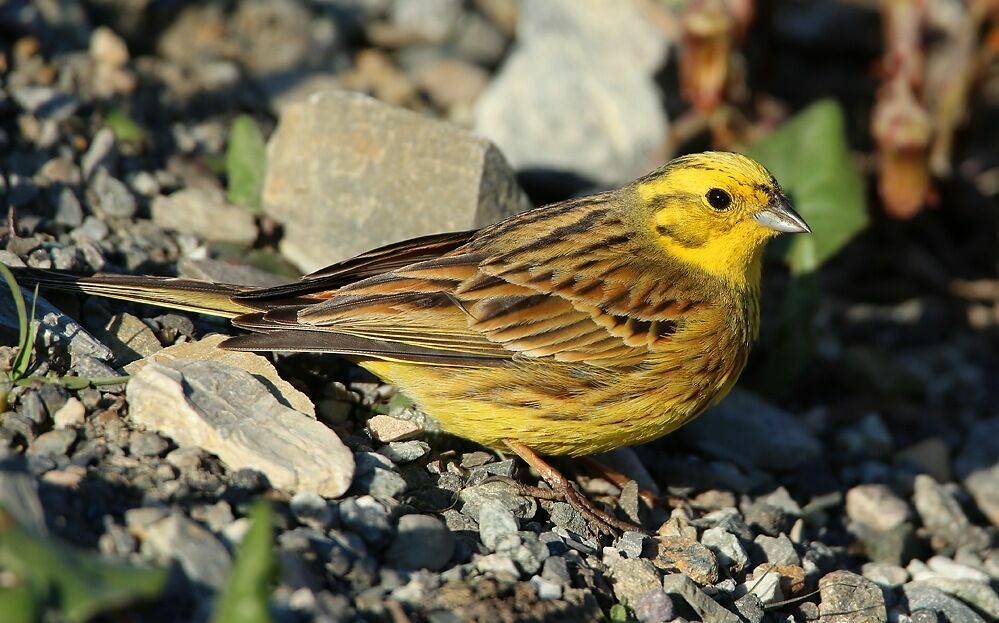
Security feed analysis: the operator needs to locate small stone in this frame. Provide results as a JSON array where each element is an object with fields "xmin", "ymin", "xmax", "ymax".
[
  {"xmin": 754, "ymin": 533, "xmax": 800, "ymax": 566},
  {"xmin": 529, "ymin": 575, "xmax": 562, "ymax": 601},
  {"xmin": 81, "ymin": 127, "xmax": 117, "ymax": 180},
  {"xmin": 616, "ymin": 531, "xmax": 650, "ymax": 559},
  {"xmin": 92, "ymin": 312, "xmax": 163, "ymax": 367},
  {"xmin": 912, "ymin": 474, "xmax": 989, "ymax": 551},
  {"xmin": 340, "ymin": 495, "xmax": 393, "ymax": 547},
  {"xmin": 495, "ymin": 531, "xmax": 549, "ymax": 575},
  {"xmin": 542, "ymin": 556, "xmax": 571, "ymax": 585},
  {"xmin": 862, "ymin": 562, "xmax": 909, "ymax": 587},
  {"xmin": 377, "ymin": 440, "xmax": 429, "ymax": 463},
  {"xmin": 192, "ymin": 501, "xmax": 234, "ymax": 534},
  {"xmin": 661, "ymin": 573, "xmax": 740, "ymax": 623},
  {"xmin": 545, "ymin": 501, "xmax": 589, "ymax": 536},
  {"xmin": 262, "ymin": 90, "xmax": 531, "ymax": 272},
  {"xmin": 906, "ymin": 578, "xmax": 999, "ymax": 616},
  {"xmin": 151, "ymin": 188, "xmax": 257, "ymax": 245},
  {"xmin": 733, "ymin": 593, "xmax": 765, "ymax": 623},
  {"xmin": 29, "ymin": 428, "xmax": 76, "ymax": 457},
  {"xmin": 290, "ymin": 492, "xmax": 336, "ymax": 530},
  {"xmin": 474, "ymin": 553, "xmax": 519, "ymax": 579},
  {"xmin": 818, "ymin": 570, "xmax": 887, "ymax": 623},
  {"xmin": 136, "ymin": 512, "xmax": 231, "ymax": 590},
  {"xmin": 834, "ymin": 412, "xmax": 893, "ymax": 459},
  {"xmin": 680, "ymin": 389, "xmax": 821, "ymax": 472},
  {"xmin": 125, "ymin": 334, "xmax": 314, "ymax": 416},
  {"xmin": 385, "ymin": 514, "xmax": 454, "ymax": 571},
  {"xmin": 366, "ymin": 414, "xmax": 422, "ymax": 443},
  {"xmin": 71, "ymin": 216, "xmax": 110, "ymax": 243},
  {"xmin": 479, "ymin": 500, "xmax": 519, "ymax": 551},
  {"xmin": 701, "ymin": 526, "xmax": 748, "ymax": 573},
  {"xmin": 737, "ymin": 566, "xmax": 783, "ymax": 606},
  {"xmin": 18, "ymin": 392, "xmax": 48, "ymax": 427},
  {"xmin": 911, "ymin": 556, "xmax": 992, "ymax": 583},
  {"xmin": 656, "ymin": 537, "xmax": 719, "ymax": 585},
  {"xmin": 52, "ymin": 187, "xmax": 84, "ymax": 227},
  {"xmin": 128, "ymin": 431, "xmax": 169, "ymax": 457},
  {"xmin": 632, "ymin": 589, "xmax": 675, "ymax": 623},
  {"xmin": 127, "ymin": 360, "xmax": 352, "ymax": 497},
  {"xmin": 165, "ymin": 446, "xmax": 203, "ymax": 472},
  {"xmin": 954, "ymin": 417, "xmax": 999, "ymax": 528},
  {"xmin": 89, "ymin": 26, "xmax": 129, "ymax": 67},
  {"xmin": 88, "ymin": 168, "xmax": 136, "ymax": 219},
  {"xmin": 52, "ymin": 398, "xmax": 85, "ymax": 429},
  {"xmin": 607, "ymin": 556, "xmax": 662, "ymax": 605},
  {"xmin": 459, "ymin": 481, "xmax": 537, "ymax": 521},
  {"xmin": 902, "ymin": 584, "xmax": 986, "ymax": 623},
  {"xmin": 846, "ymin": 484, "xmax": 912, "ymax": 532}
]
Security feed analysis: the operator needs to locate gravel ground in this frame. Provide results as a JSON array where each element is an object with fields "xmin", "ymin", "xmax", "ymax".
[{"xmin": 1, "ymin": 2, "xmax": 997, "ymax": 622}]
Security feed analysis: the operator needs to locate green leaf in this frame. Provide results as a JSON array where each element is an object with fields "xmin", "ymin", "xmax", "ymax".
[
  {"xmin": 0, "ymin": 507, "xmax": 167, "ymax": 622},
  {"xmin": 211, "ymin": 499, "xmax": 275, "ymax": 623},
  {"xmin": 226, "ymin": 115, "xmax": 267, "ymax": 214},
  {"xmin": 747, "ymin": 99, "xmax": 869, "ymax": 274},
  {"xmin": 609, "ymin": 602, "xmax": 632, "ymax": 622},
  {"xmin": 104, "ymin": 109, "xmax": 146, "ymax": 144},
  {"xmin": 0, "ymin": 585, "xmax": 38, "ymax": 623}
]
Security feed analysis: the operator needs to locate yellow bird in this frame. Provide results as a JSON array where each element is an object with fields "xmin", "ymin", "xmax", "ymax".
[{"xmin": 10, "ymin": 151, "xmax": 810, "ymax": 532}]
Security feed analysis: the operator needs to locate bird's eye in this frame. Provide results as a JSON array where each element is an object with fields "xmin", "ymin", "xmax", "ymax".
[{"xmin": 706, "ymin": 188, "xmax": 732, "ymax": 210}]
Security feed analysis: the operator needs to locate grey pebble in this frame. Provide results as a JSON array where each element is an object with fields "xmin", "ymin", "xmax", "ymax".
[
  {"xmin": 459, "ymin": 481, "xmax": 536, "ymax": 521},
  {"xmin": 903, "ymin": 585, "xmax": 985, "ymax": 623},
  {"xmin": 128, "ymin": 430, "xmax": 170, "ymax": 458},
  {"xmin": 385, "ymin": 514, "xmax": 454, "ymax": 571},
  {"xmin": 615, "ymin": 530, "xmax": 650, "ymax": 559},
  {"xmin": 340, "ymin": 495, "xmax": 394, "ymax": 548},
  {"xmin": 290, "ymin": 492, "xmax": 336, "ymax": 530},
  {"xmin": 88, "ymin": 167, "xmax": 137, "ymax": 219},
  {"xmin": 633, "ymin": 589, "xmax": 675, "ymax": 623},
  {"xmin": 478, "ymin": 500, "xmax": 519, "ymax": 551},
  {"xmin": 753, "ymin": 533, "xmax": 800, "ymax": 566},
  {"xmin": 377, "ymin": 440, "xmax": 429, "ymax": 463},
  {"xmin": 30, "ymin": 428, "xmax": 76, "ymax": 457},
  {"xmin": 701, "ymin": 526, "xmax": 748, "ymax": 573}
]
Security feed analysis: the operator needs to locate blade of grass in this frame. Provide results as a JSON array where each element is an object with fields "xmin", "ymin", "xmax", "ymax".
[
  {"xmin": 11, "ymin": 285, "xmax": 39, "ymax": 380},
  {"xmin": 0, "ymin": 263, "xmax": 29, "ymax": 373}
]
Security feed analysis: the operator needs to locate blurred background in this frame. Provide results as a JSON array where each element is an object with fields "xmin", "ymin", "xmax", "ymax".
[{"xmin": 1, "ymin": 0, "xmax": 998, "ymax": 622}]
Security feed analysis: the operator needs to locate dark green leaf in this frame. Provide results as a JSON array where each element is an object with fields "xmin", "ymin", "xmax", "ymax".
[
  {"xmin": 212, "ymin": 499, "xmax": 275, "ymax": 623},
  {"xmin": 0, "ymin": 585, "xmax": 38, "ymax": 623},
  {"xmin": 226, "ymin": 115, "xmax": 267, "ymax": 214},
  {"xmin": 0, "ymin": 507, "xmax": 167, "ymax": 623},
  {"xmin": 747, "ymin": 99, "xmax": 869, "ymax": 274}
]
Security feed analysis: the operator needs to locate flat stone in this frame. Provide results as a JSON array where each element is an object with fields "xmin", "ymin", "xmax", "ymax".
[
  {"xmin": 661, "ymin": 573, "xmax": 740, "ymax": 623},
  {"xmin": 92, "ymin": 312, "xmax": 162, "ymax": 366},
  {"xmin": 679, "ymin": 389, "xmax": 821, "ymax": 472},
  {"xmin": 754, "ymin": 533, "xmax": 800, "ymax": 566},
  {"xmin": 135, "ymin": 512, "xmax": 231, "ymax": 590},
  {"xmin": 366, "ymin": 414, "xmax": 422, "ymax": 443},
  {"xmin": 88, "ymin": 168, "xmax": 137, "ymax": 219},
  {"xmin": 655, "ymin": 536, "xmax": 719, "ymax": 585},
  {"xmin": 902, "ymin": 585, "xmax": 986, "ymax": 623},
  {"xmin": 906, "ymin": 578, "xmax": 999, "ymax": 616},
  {"xmin": 128, "ymin": 430, "xmax": 169, "ymax": 458},
  {"xmin": 151, "ymin": 188, "xmax": 258, "ymax": 245},
  {"xmin": 262, "ymin": 90, "xmax": 531, "ymax": 272},
  {"xmin": 177, "ymin": 257, "xmax": 289, "ymax": 288},
  {"xmin": 386, "ymin": 514, "xmax": 454, "ymax": 571},
  {"xmin": 339, "ymin": 495, "xmax": 394, "ymax": 547},
  {"xmin": 912, "ymin": 474, "xmax": 989, "ymax": 551},
  {"xmin": 124, "ymin": 334, "xmax": 314, "ymax": 417},
  {"xmin": 818, "ymin": 570, "xmax": 887, "ymax": 623},
  {"xmin": 736, "ymin": 567, "xmax": 783, "ymax": 606},
  {"xmin": 126, "ymin": 359, "xmax": 352, "ymax": 497},
  {"xmin": 474, "ymin": 0, "xmax": 669, "ymax": 187},
  {"xmin": 29, "ymin": 428, "xmax": 76, "ymax": 457},
  {"xmin": 861, "ymin": 562, "xmax": 909, "ymax": 587}
]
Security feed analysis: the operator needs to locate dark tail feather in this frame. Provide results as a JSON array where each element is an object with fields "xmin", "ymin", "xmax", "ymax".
[{"xmin": 7, "ymin": 267, "xmax": 262, "ymax": 318}]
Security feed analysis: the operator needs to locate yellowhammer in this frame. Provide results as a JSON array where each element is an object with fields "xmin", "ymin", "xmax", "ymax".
[{"xmin": 10, "ymin": 151, "xmax": 810, "ymax": 532}]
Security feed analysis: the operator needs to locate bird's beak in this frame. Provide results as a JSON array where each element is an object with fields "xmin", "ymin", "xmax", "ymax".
[{"xmin": 753, "ymin": 194, "xmax": 811, "ymax": 234}]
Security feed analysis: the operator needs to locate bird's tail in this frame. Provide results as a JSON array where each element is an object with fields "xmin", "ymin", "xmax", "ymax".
[{"xmin": 6, "ymin": 266, "xmax": 262, "ymax": 318}]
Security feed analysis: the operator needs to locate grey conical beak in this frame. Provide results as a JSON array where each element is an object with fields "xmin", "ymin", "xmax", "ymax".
[{"xmin": 753, "ymin": 194, "xmax": 811, "ymax": 234}]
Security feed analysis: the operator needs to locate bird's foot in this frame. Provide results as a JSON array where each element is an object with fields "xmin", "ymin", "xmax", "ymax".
[{"xmin": 498, "ymin": 440, "xmax": 645, "ymax": 537}]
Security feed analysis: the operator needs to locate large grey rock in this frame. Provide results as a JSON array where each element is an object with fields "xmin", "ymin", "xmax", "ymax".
[
  {"xmin": 151, "ymin": 188, "xmax": 258, "ymax": 245},
  {"xmin": 263, "ymin": 90, "xmax": 531, "ymax": 272},
  {"xmin": 818, "ymin": 571, "xmax": 887, "ymax": 623},
  {"xmin": 474, "ymin": 0, "xmax": 669, "ymax": 187},
  {"xmin": 678, "ymin": 389, "xmax": 821, "ymax": 472},
  {"xmin": 127, "ymin": 359, "xmax": 351, "ymax": 497}
]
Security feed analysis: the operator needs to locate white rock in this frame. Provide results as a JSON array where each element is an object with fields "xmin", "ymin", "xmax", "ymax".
[
  {"xmin": 52, "ymin": 397, "xmax": 86, "ymax": 428},
  {"xmin": 127, "ymin": 359, "xmax": 353, "ymax": 497}
]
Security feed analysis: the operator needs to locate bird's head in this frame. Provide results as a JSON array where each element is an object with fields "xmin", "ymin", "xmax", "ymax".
[{"xmin": 627, "ymin": 151, "xmax": 810, "ymax": 286}]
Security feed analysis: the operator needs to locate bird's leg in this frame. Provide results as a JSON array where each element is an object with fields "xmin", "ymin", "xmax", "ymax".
[
  {"xmin": 578, "ymin": 456, "xmax": 663, "ymax": 508},
  {"xmin": 502, "ymin": 439, "xmax": 644, "ymax": 536}
]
